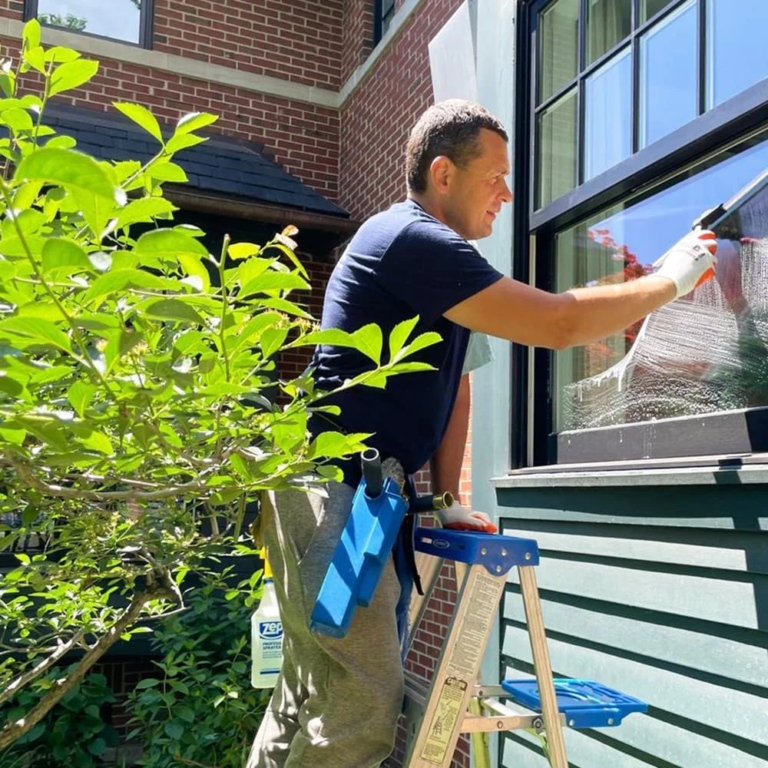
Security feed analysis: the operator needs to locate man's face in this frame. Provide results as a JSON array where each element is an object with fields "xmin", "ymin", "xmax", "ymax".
[{"xmin": 442, "ymin": 128, "xmax": 513, "ymax": 240}]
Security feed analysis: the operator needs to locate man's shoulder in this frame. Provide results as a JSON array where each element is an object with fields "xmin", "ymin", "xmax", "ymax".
[{"xmin": 357, "ymin": 199, "xmax": 468, "ymax": 253}]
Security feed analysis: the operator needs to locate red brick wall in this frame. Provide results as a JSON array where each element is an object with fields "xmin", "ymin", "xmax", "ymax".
[
  {"xmin": 0, "ymin": 1, "xmax": 342, "ymax": 200},
  {"xmin": 341, "ymin": 0, "xmax": 375, "ymax": 84},
  {"xmin": 338, "ymin": 0, "xmax": 464, "ymax": 221},
  {"xmin": 153, "ymin": 0, "xmax": 344, "ymax": 90}
]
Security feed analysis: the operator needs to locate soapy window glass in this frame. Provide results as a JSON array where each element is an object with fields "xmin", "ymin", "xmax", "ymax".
[
  {"xmin": 553, "ymin": 130, "xmax": 768, "ymax": 431},
  {"xmin": 33, "ymin": 0, "xmax": 145, "ymax": 45}
]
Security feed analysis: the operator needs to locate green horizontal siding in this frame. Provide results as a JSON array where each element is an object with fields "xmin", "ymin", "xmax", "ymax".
[{"xmin": 497, "ymin": 483, "xmax": 768, "ymax": 768}]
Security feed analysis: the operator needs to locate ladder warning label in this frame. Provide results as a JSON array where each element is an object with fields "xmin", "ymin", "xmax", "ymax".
[{"xmin": 420, "ymin": 676, "xmax": 467, "ymax": 765}]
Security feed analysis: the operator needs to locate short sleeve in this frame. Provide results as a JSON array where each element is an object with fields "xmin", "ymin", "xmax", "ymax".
[{"xmin": 373, "ymin": 220, "xmax": 503, "ymax": 325}]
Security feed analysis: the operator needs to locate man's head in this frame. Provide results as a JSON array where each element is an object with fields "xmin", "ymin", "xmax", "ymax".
[{"xmin": 405, "ymin": 99, "xmax": 512, "ymax": 240}]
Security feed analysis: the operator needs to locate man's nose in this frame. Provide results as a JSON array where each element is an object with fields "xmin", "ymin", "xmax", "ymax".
[{"xmin": 500, "ymin": 179, "xmax": 513, "ymax": 203}]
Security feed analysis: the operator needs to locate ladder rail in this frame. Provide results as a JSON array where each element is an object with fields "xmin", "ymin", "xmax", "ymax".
[{"xmin": 518, "ymin": 565, "xmax": 569, "ymax": 768}]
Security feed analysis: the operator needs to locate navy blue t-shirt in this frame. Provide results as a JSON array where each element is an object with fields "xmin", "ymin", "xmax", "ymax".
[{"xmin": 311, "ymin": 199, "xmax": 503, "ymax": 481}]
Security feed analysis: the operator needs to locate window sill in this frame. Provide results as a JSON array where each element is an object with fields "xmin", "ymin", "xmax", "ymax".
[{"xmin": 492, "ymin": 453, "xmax": 768, "ymax": 488}]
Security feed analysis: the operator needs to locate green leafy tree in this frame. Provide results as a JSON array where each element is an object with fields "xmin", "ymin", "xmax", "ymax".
[
  {"xmin": 0, "ymin": 20, "xmax": 440, "ymax": 752},
  {"xmin": 38, "ymin": 13, "xmax": 88, "ymax": 33}
]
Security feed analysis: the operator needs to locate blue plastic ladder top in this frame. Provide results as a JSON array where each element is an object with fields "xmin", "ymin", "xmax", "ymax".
[{"xmin": 501, "ymin": 679, "xmax": 648, "ymax": 729}]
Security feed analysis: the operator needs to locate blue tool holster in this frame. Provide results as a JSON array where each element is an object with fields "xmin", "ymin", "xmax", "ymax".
[{"xmin": 309, "ymin": 465, "xmax": 409, "ymax": 639}]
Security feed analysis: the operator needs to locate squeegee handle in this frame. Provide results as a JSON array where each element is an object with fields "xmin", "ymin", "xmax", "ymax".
[{"xmin": 361, "ymin": 447, "xmax": 383, "ymax": 498}]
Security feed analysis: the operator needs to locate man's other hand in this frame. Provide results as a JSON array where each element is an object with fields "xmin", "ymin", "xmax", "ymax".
[{"xmin": 435, "ymin": 504, "xmax": 498, "ymax": 533}]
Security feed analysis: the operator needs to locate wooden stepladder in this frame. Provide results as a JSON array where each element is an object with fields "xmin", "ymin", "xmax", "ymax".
[
  {"xmin": 308, "ymin": 448, "xmax": 647, "ymax": 768},
  {"xmin": 401, "ymin": 527, "xmax": 647, "ymax": 768}
]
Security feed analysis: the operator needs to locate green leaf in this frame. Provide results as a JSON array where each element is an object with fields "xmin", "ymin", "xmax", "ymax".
[
  {"xmin": 135, "ymin": 228, "xmax": 209, "ymax": 260},
  {"xmin": 228, "ymin": 242, "xmax": 260, "ymax": 261},
  {"xmin": 388, "ymin": 316, "xmax": 420, "ymax": 362},
  {"xmin": 83, "ymin": 269, "xmax": 178, "ymax": 302},
  {"xmin": 116, "ymin": 197, "xmax": 176, "ymax": 229},
  {"xmin": 265, "ymin": 241, "xmax": 308, "ymax": 279},
  {"xmin": 105, "ymin": 328, "xmax": 143, "ymax": 373},
  {"xmin": 260, "ymin": 327, "xmax": 289, "ymax": 359},
  {"xmin": 316, "ymin": 464, "xmax": 343, "ymax": 482},
  {"xmin": 176, "ymin": 112, "xmax": 218, "ymax": 135},
  {"xmin": 44, "ymin": 135, "xmax": 78, "ymax": 150},
  {"xmin": 49, "ymin": 59, "xmax": 99, "ymax": 97},
  {"xmin": 241, "ymin": 271, "xmax": 309, "ymax": 296},
  {"xmin": 2, "ymin": 107, "xmax": 34, "ymax": 132},
  {"xmin": 87, "ymin": 738, "xmax": 106, "ymax": 757},
  {"xmin": 44, "ymin": 46, "xmax": 81, "ymax": 64},
  {"xmin": 308, "ymin": 431, "xmax": 370, "ymax": 460},
  {"xmin": 165, "ymin": 133, "xmax": 206, "ymax": 154},
  {"xmin": 135, "ymin": 678, "xmax": 161, "ymax": 690},
  {"xmin": 16, "ymin": 148, "xmax": 117, "ymax": 201},
  {"xmin": 22, "ymin": 19, "xmax": 41, "ymax": 51},
  {"xmin": 148, "ymin": 161, "xmax": 187, "ymax": 183},
  {"xmin": 42, "ymin": 238, "xmax": 92, "ymax": 274},
  {"xmin": 81, "ymin": 431, "xmax": 113, "ymax": 455},
  {"xmin": 164, "ymin": 720, "xmax": 184, "ymax": 740},
  {"xmin": 176, "ymin": 706, "xmax": 195, "ymax": 723},
  {"xmin": 23, "ymin": 46, "xmax": 46, "ymax": 74},
  {"xmin": 67, "ymin": 380, "xmax": 96, "ymax": 417},
  {"xmin": 145, "ymin": 298, "xmax": 204, "ymax": 324},
  {"xmin": 178, "ymin": 253, "xmax": 211, "ymax": 293},
  {"xmin": 395, "ymin": 331, "xmax": 442, "ymax": 362},
  {"xmin": 352, "ymin": 324, "xmax": 383, "ymax": 364},
  {"xmin": 73, "ymin": 187, "xmax": 121, "ymax": 239},
  {"xmin": 0, "ymin": 69, "xmax": 16, "ymax": 98},
  {"xmin": 255, "ymin": 298, "xmax": 311, "ymax": 319},
  {"xmin": 114, "ymin": 102, "xmax": 163, "ymax": 144},
  {"xmin": 0, "ymin": 317, "xmax": 72, "ymax": 353}
]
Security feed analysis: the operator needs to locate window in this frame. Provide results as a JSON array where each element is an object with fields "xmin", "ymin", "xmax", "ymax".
[
  {"xmin": 514, "ymin": 0, "xmax": 768, "ymax": 467},
  {"xmin": 374, "ymin": 0, "xmax": 396, "ymax": 45},
  {"xmin": 531, "ymin": 0, "xmax": 768, "ymax": 209},
  {"xmin": 554, "ymin": 130, "xmax": 768, "ymax": 435},
  {"xmin": 26, "ymin": 0, "xmax": 153, "ymax": 47}
]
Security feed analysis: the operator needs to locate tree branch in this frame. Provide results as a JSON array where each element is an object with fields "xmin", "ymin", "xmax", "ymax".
[
  {"xmin": 0, "ymin": 629, "xmax": 85, "ymax": 708},
  {"xmin": 0, "ymin": 585, "xmax": 176, "ymax": 751}
]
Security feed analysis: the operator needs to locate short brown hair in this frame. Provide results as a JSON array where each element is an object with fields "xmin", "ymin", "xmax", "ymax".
[{"xmin": 405, "ymin": 99, "xmax": 508, "ymax": 193}]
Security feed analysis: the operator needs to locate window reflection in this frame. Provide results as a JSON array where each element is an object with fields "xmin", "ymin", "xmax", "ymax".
[
  {"xmin": 540, "ymin": 0, "xmax": 579, "ymax": 103},
  {"xmin": 585, "ymin": 47, "xmax": 632, "ymax": 181},
  {"xmin": 38, "ymin": 0, "xmax": 142, "ymax": 45},
  {"xmin": 707, "ymin": 0, "xmax": 768, "ymax": 109},
  {"xmin": 538, "ymin": 89, "xmax": 578, "ymax": 208},
  {"xmin": 639, "ymin": 0, "xmax": 697, "ymax": 149},
  {"xmin": 586, "ymin": 0, "xmax": 631, "ymax": 65},
  {"xmin": 554, "ymin": 131, "xmax": 768, "ymax": 430}
]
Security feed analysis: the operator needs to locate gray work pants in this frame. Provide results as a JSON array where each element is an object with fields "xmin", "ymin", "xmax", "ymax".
[{"xmin": 246, "ymin": 481, "xmax": 404, "ymax": 768}]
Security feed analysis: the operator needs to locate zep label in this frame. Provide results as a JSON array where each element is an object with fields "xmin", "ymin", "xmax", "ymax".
[{"xmin": 258, "ymin": 621, "xmax": 283, "ymax": 640}]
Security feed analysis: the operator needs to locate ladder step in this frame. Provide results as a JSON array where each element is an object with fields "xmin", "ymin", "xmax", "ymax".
[
  {"xmin": 414, "ymin": 527, "xmax": 539, "ymax": 572},
  {"xmin": 501, "ymin": 679, "xmax": 648, "ymax": 729}
]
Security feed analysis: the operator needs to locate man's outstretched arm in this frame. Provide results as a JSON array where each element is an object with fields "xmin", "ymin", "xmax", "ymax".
[{"xmin": 446, "ymin": 230, "xmax": 718, "ymax": 350}]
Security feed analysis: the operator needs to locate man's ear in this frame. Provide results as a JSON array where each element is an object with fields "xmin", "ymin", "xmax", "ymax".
[{"xmin": 429, "ymin": 155, "xmax": 454, "ymax": 195}]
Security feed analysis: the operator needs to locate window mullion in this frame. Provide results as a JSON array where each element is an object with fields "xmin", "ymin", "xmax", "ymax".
[{"xmin": 698, "ymin": 0, "xmax": 707, "ymax": 114}]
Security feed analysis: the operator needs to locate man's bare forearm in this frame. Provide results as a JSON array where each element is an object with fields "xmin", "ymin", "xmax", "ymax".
[
  {"xmin": 429, "ymin": 374, "xmax": 470, "ymax": 501},
  {"xmin": 557, "ymin": 275, "xmax": 675, "ymax": 349}
]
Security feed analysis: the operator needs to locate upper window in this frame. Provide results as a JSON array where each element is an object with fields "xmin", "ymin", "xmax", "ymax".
[
  {"xmin": 26, "ymin": 0, "xmax": 153, "ymax": 47},
  {"xmin": 534, "ymin": 0, "xmax": 768, "ymax": 209},
  {"xmin": 374, "ymin": 0, "xmax": 396, "ymax": 45}
]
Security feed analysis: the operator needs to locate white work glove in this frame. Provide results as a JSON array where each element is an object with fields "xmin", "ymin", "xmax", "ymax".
[
  {"xmin": 435, "ymin": 504, "xmax": 498, "ymax": 533},
  {"xmin": 652, "ymin": 229, "xmax": 718, "ymax": 299}
]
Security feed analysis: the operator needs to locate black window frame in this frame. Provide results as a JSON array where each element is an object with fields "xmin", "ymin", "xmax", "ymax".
[
  {"xmin": 25, "ymin": 0, "xmax": 154, "ymax": 49},
  {"xmin": 374, "ymin": 0, "xmax": 396, "ymax": 46},
  {"xmin": 512, "ymin": 0, "xmax": 768, "ymax": 470}
]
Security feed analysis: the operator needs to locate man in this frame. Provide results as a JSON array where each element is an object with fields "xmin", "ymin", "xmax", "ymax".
[{"xmin": 248, "ymin": 100, "xmax": 718, "ymax": 767}]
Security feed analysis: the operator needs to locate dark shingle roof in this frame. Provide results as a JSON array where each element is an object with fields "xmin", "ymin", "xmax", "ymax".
[{"xmin": 43, "ymin": 106, "xmax": 349, "ymax": 219}]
